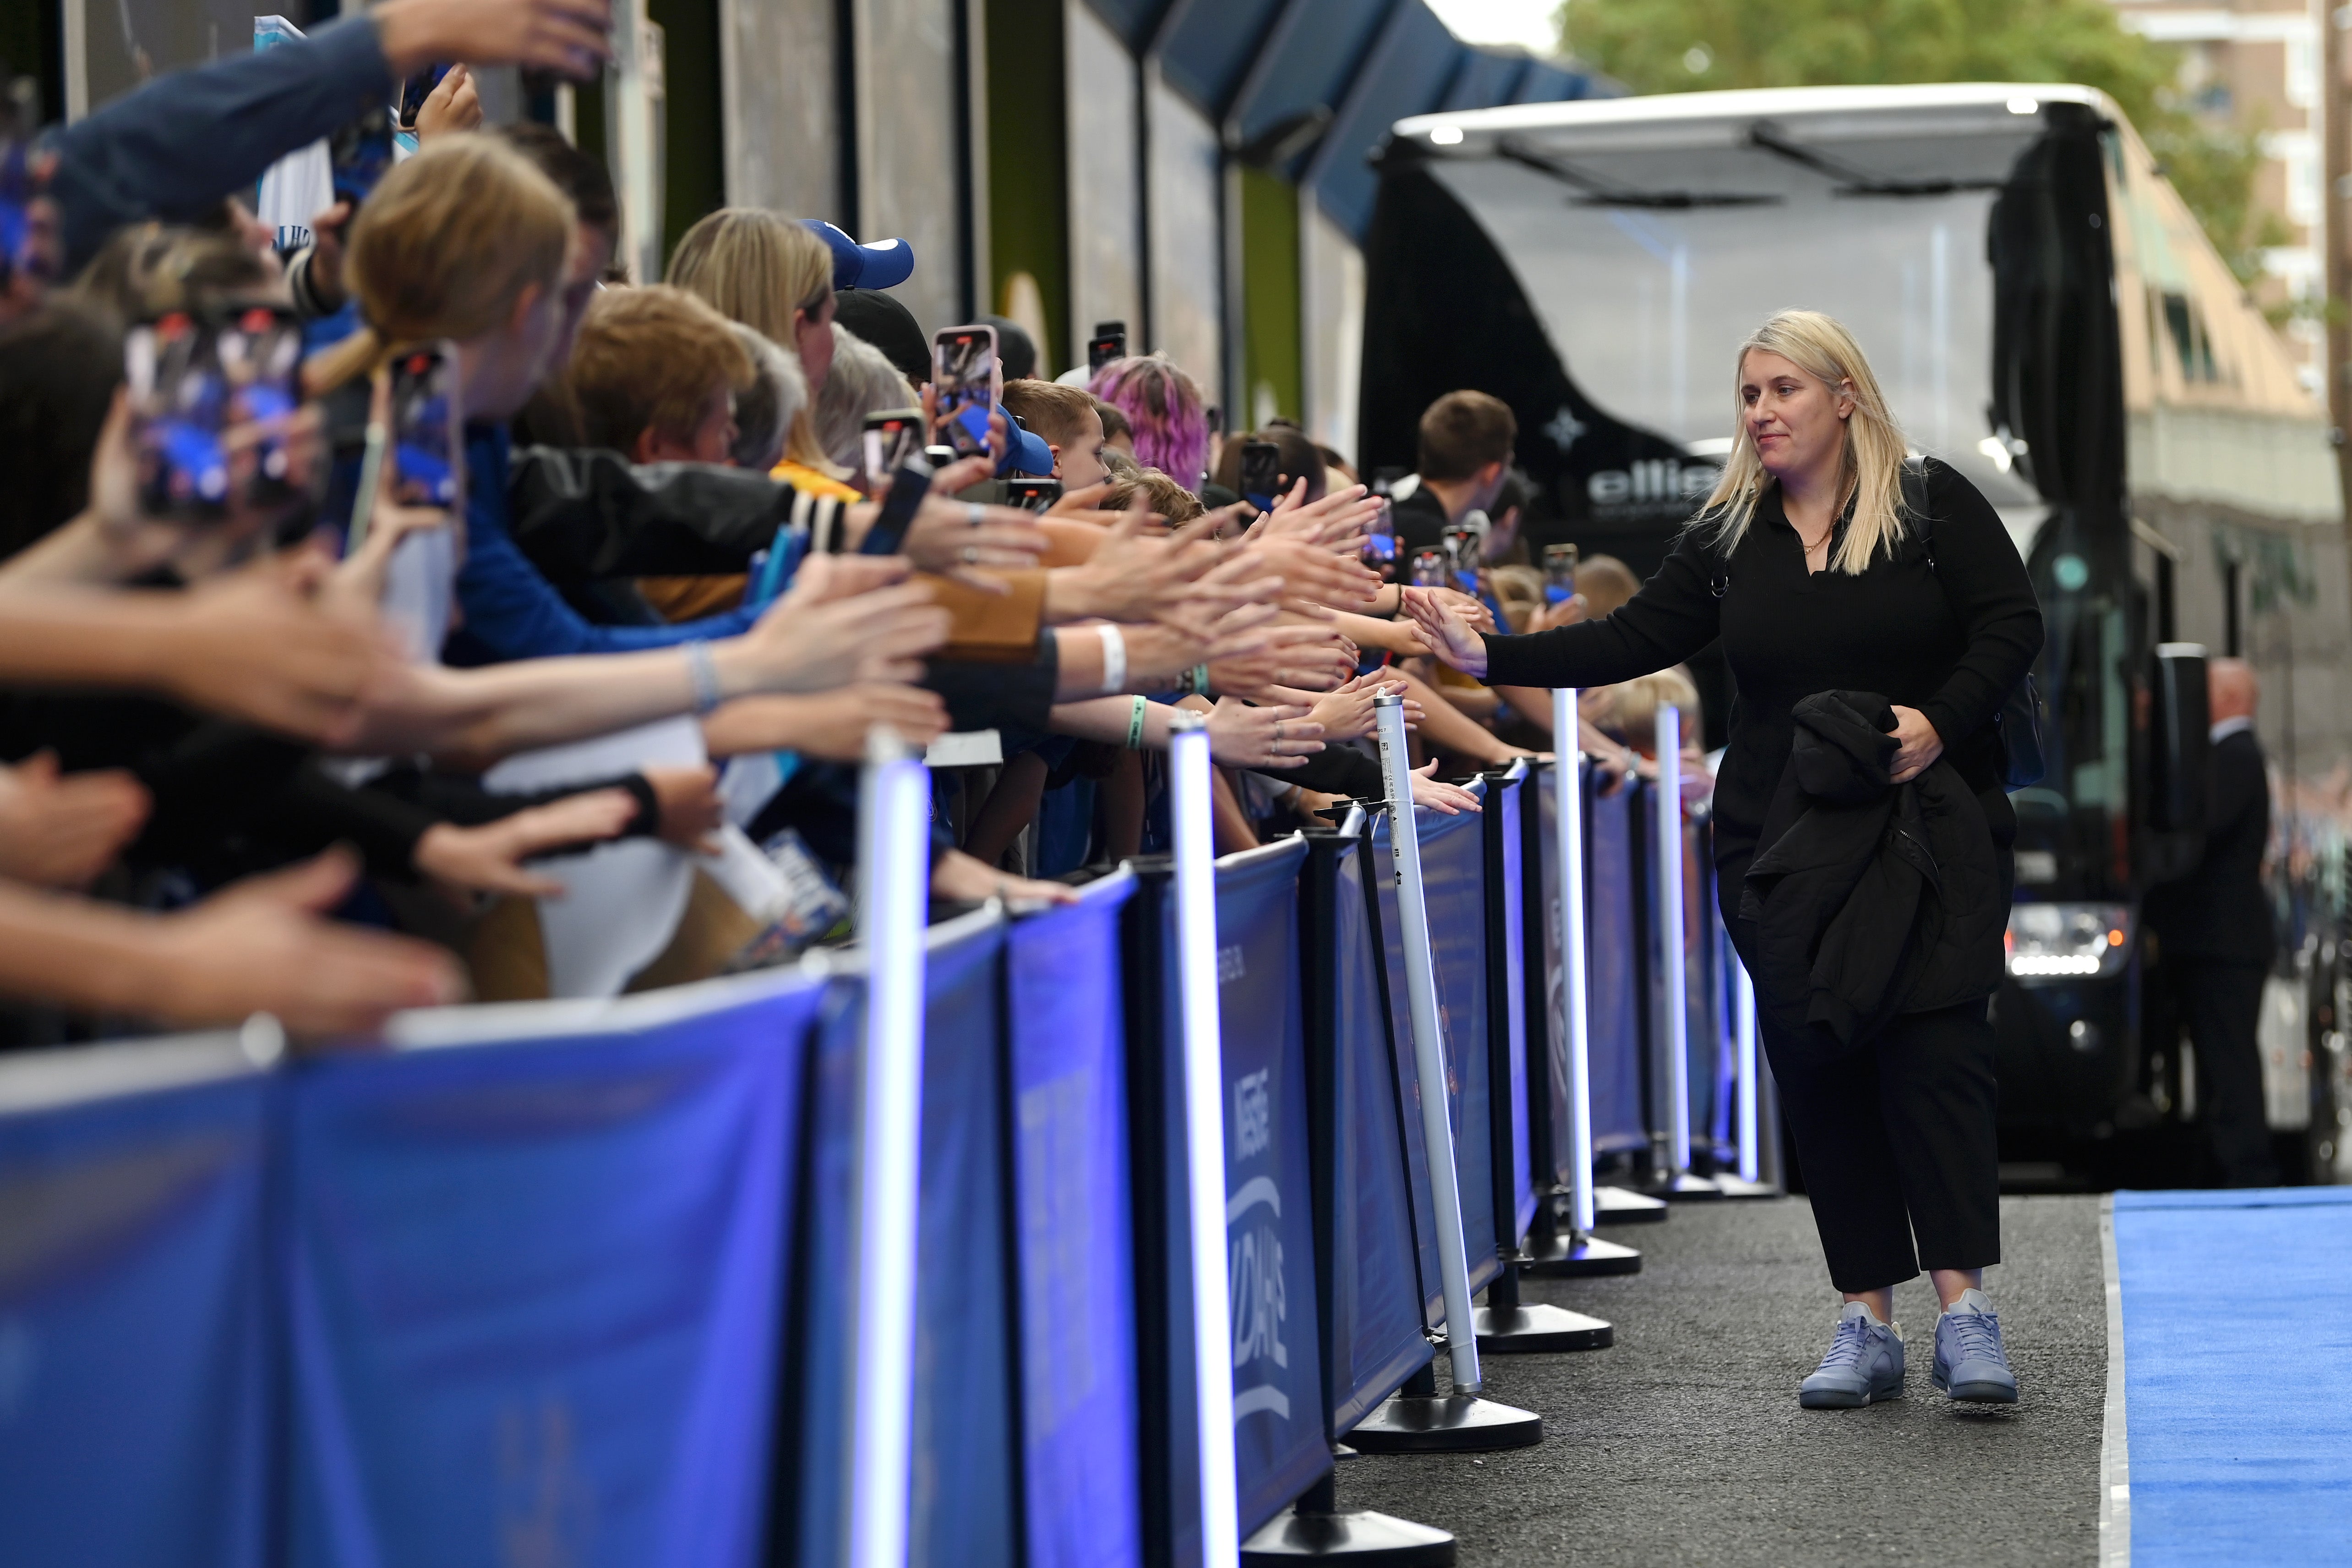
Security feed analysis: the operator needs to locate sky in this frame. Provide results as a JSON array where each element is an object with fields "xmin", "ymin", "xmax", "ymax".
[{"xmin": 1424, "ymin": 0, "xmax": 1563, "ymax": 55}]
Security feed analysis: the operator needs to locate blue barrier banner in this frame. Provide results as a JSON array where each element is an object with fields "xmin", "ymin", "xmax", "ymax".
[
  {"xmin": 1006, "ymin": 877, "xmax": 1144, "ymax": 1568},
  {"xmin": 1373, "ymin": 802, "xmax": 1501, "ymax": 1302},
  {"xmin": 1214, "ymin": 839, "xmax": 1332, "ymax": 1533},
  {"xmin": 1125, "ymin": 870, "xmax": 1201, "ymax": 1568},
  {"xmin": 0, "ymin": 1038, "xmax": 272, "ymax": 1568},
  {"xmin": 286, "ymin": 972, "xmax": 824, "ymax": 1568},
  {"xmin": 1410, "ymin": 800, "xmax": 1501, "ymax": 1290},
  {"xmin": 785, "ymin": 983, "xmax": 859, "ymax": 1568},
  {"xmin": 1586, "ymin": 776, "xmax": 1648, "ymax": 1153},
  {"xmin": 790, "ymin": 912, "xmax": 1021, "ymax": 1568},
  {"xmin": 1488, "ymin": 769, "xmax": 1539, "ymax": 1244},
  {"xmin": 1367, "ymin": 818, "xmax": 1451, "ymax": 1328},
  {"xmin": 1303, "ymin": 835, "xmax": 1433, "ymax": 1437}
]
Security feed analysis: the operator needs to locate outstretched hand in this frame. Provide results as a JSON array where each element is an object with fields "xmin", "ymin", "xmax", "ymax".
[{"xmin": 1399, "ymin": 586, "xmax": 1490, "ymax": 677}]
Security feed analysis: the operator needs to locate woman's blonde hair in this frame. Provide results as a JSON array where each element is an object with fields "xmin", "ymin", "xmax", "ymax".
[
  {"xmin": 665, "ymin": 208, "xmax": 835, "ymax": 465},
  {"xmin": 665, "ymin": 208, "xmax": 833, "ymax": 347},
  {"xmin": 1697, "ymin": 309, "xmax": 1909, "ymax": 576},
  {"xmin": 310, "ymin": 135, "xmax": 575, "ymax": 391},
  {"xmin": 1605, "ymin": 667, "xmax": 1702, "ymax": 756}
]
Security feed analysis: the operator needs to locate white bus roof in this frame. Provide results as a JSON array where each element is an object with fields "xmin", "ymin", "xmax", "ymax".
[
  {"xmin": 1392, "ymin": 84, "xmax": 2117, "ymax": 193},
  {"xmin": 1397, "ymin": 82, "xmax": 2112, "ymax": 144}
]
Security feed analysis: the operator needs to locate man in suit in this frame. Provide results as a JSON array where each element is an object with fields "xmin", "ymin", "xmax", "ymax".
[{"xmin": 2143, "ymin": 657, "xmax": 2279, "ymax": 1186}]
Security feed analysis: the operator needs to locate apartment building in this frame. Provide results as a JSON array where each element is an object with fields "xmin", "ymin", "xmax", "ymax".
[{"xmin": 2111, "ymin": 0, "xmax": 2328, "ymax": 393}]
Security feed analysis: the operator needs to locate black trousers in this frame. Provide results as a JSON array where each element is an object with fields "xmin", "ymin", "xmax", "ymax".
[
  {"xmin": 1762, "ymin": 1000, "xmax": 2002, "ymax": 1294},
  {"xmin": 2163, "ymin": 960, "xmax": 2278, "ymax": 1187}
]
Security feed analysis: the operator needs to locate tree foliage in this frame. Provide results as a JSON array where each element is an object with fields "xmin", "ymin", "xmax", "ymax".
[{"xmin": 1557, "ymin": 0, "xmax": 2290, "ymax": 283}]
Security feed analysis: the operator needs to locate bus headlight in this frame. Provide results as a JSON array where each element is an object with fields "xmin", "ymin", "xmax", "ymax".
[{"xmin": 2006, "ymin": 903, "xmax": 2131, "ymax": 981}]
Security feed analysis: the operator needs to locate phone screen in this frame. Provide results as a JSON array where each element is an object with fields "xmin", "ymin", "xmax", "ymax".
[
  {"xmin": 214, "ymin": 304, "xmax": 304, "ymax": 506},
  {"xmin": 329, "ymin": 108, "xmax": 394, "ymax": 208},
  {"xmin": 1409, "ymin": 548, "xmax": 1448, "ymax": 590},
  {"xmin": 861, "ymin": 407, "xmax": 924, "ymax": 487},
  {"xmin": 1087, "ymin": 321, "xmax": 1126, "ymax": 374},
  {"xmin": 862, "ymin": 457, "xmax": 934, "ymax": 555},
  {"xmin": 126, "ymin": 312, "xmax": 232, "ymax": 521},
  {"xmin": 931, "ymin": 326, "xmax": 999, "ymax": 459},
  {"xmin": 1238, "ymin": 440, "xmax": 1282, "ymax": 512},
  {"xmin": 1543, "ymin": 542, "xmax": 1580, "ymax": 604},
  {"xmin": 398, "ymin": 65, "xmax": 449, "ymax": 129},
  {"xmin": 389, "ymin": 344, "xmax": 463, "ymax": 508},
  {"xmin": 1362, "ymin": 497, "xmax": 1397, "ymax": 574},
  {"xmin": 1006, "ymin": 476, "xmax": 1062, "ymax": 513},
  {"xmin": 1442, "ymin": 527, "xmax": 1482, "ymax": 595}
]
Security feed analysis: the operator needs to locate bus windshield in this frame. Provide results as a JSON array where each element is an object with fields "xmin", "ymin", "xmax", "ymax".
[{"xmin": 1429, "ymin": 161, "xmax": 2043, "ymax": 524}]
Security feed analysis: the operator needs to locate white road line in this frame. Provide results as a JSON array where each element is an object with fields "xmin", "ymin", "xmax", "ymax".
[{"xmin": 2098, "ymin": 1193, "xmax": 2132, "ymax": 1567}]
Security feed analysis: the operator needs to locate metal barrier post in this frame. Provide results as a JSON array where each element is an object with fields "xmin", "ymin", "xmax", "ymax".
[
  {"xmin": 1712, "ymin": 945, "xmax": 1778, "ymax": 1199},
  {"xmin": 1522, "ymin": 695, "xmax": 1647, "ymax": 1273},
  {"xmin": 1168, "ymin": 712, "xmax": 1241, "ymax": 1568},
  {"xmin": 845, "ymin": 727, "xmax": 932, "ymax": 1568},
  {"xmin": 1737, "ymin": 958, "xmax": 1760, "ymax": 1183},
  {"xmin": 1652, "ymin": 705, "xmax": 1721, "ymax": 1200},
  {"xmin": 1348, "ymin": 694, "xmax": 1542, "ymax": 1453}
]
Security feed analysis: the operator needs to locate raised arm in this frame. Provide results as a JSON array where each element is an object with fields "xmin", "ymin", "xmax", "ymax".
[{"xmin": 1403, "ymin": 524, "xmax": 1723, "ymax": 687}]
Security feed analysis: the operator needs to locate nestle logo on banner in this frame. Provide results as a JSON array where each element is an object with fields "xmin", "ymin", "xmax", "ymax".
[
  {"xmin": 1217, "ymin": 944, "xmax": 1245, "ymax": 984},
  {"xmin": 1233, "ymin": 1068, "xmax": 1271, "ymax": 1158}
]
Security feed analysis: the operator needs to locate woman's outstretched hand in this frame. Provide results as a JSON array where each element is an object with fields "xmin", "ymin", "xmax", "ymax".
[{"xmin": 1399, "ymin": 586, "xmax": 1489, "ymax": 677}]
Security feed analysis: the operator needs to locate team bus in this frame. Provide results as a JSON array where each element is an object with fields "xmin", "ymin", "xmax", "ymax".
[{"xmin": 1357, "ymin": 84, "xmax": 2350, "ymax": 1182}]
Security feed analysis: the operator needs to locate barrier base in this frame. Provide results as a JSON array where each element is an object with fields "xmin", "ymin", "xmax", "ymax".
[
  {"xmin": 1241, "ymin": 1506, "xmax": 1456, "ymax": 1565},
  {"xmin": 1710, "ymin": 1175, "xmax": 1780, "ymax": 1200},
  {"xmin": 1347, "ymin": 1393, "xmax": 1544, "ymax": 1453},
  {"xmin": 1474, "ymin": 1300, "xmax": 1612, "ymax": 1352},
  {"xmin": 1588, "ymin": 1186, "xmax": 1669, "ymax": 1224},
  {"xmin": 1521, "ymin": 1229, "xmax": 1643, "ymax": 1277},
  {"xmin": 1658, "ymin": 1172, "xmax": 1725, "ymax": 1201}
]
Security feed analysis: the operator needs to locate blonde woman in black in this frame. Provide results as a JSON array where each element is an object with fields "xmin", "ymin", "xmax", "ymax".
[{"xmin": 1404, "ymin": 310, "xmax": 2042, "ymax": 1410}]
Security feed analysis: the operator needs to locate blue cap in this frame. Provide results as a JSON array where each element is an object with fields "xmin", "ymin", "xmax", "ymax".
[
  {"xmin": 802, "ymin": 220, "xmax": 915, "ymax": 290},
  {"xmin": 1001, "ymin": 418, "xmax": 1055, "ymax": 478}
]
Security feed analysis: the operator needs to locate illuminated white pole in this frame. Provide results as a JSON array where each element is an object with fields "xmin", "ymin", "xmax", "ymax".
[
  {"xmin": 1168, "ymin": 711, "xmax": 1240, "ymax": 1568},
  {"xmin": 1550, "ymin": 689, "xmax": 1599, "ymax": 1235},
  {"xmin": 1654, "ymin": 703, "xmax": 1692, "ymax": 1175},
  {"xmin": 1371, "ymin": 693, "xmax": 1484, "ymax": 1393},
  {"xmin": 845, "ymin": 727, "xmax": 930, "ymax": 1568},
  {"xmin": 1734, "ymin": 956, "xmax": 1760, "ymax": 1184}
]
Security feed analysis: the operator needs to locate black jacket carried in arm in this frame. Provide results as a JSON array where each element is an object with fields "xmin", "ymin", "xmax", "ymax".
[
  {"xmin": 1479, "ymin": 457, "xmax": 2042, "ymax": 942},
  {"xmin": 2142, "ymin": 725, "xmax": 2275, "ymax": 968},
  {"xmin": 1740, "ymin": 692, "xmax": 2007, "ymax": 1059}
]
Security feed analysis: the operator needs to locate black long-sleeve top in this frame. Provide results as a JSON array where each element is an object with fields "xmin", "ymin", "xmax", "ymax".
[{"xmin": 1481, "ymin": 459, "xmax": 2043, "ymax": 878}]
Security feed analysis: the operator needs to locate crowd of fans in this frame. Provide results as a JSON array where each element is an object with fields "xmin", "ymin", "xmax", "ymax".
[{"xmin": 0, "ymin": 0, "xmax": 1703, "ymax": 1045}]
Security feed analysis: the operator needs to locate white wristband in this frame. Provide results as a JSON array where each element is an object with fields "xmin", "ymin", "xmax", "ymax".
[{"xmin": 1097, "ymin": 623, "xmax": 1127, "ymax": 694}]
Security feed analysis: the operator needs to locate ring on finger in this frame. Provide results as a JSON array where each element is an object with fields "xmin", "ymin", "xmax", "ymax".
[
  {"xmin": 961, "ymin": 544, "xmax": 980, "ymax": 565},
  {"xmin": 965, "ymin": 502, "xmax": 986, "ymax": 528}
]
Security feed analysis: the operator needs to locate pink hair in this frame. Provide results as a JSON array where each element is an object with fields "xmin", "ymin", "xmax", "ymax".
[{"xmin": 1089, "ymin": 355, "xmax": 1209, "ymax": 488}]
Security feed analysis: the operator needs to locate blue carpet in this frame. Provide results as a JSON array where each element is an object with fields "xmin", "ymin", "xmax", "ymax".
[{"xmin": 2113, "ymin": 1187, "xmax": 2352, "ymax": 1565}]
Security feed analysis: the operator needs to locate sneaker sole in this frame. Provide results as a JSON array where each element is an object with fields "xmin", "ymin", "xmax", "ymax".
[
  {"xmin": 1800, "ymin": 1381, "xmax": 1904, "ymax": 1410},
  {"xmin": 1932, "ymin": 1371, "xmax": 2018, "ymax": 1404}
]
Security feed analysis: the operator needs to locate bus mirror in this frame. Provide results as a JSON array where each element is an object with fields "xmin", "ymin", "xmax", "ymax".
[{"xmin": 2148, "ymin": 643, "xmax": 2210, "ymax": 834}]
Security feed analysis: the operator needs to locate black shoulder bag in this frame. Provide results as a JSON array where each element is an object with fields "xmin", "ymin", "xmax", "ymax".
[{"xmin": 1905, "ymin": 461, "xmax": 2046, "ymax": 789}]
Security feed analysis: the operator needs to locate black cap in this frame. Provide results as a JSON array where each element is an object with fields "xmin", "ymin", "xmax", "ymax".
[
  {"xmin": 833, "ymin": 289, "xmax": 930, "ymax": 385},
  {"xmin": 979, "ymin": 314, "xmax": 1037, "ymax": 380}
]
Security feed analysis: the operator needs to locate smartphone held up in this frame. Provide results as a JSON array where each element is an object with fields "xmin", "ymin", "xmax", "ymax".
[{"xmin": 931, "ymin": 324, "xmax": 999, "ymax": 459}]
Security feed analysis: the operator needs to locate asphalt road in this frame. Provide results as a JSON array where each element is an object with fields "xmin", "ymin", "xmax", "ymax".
[{"xmin": 1335, "ymin": 1194, "xmax": 2107, "ymax": 1566}]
